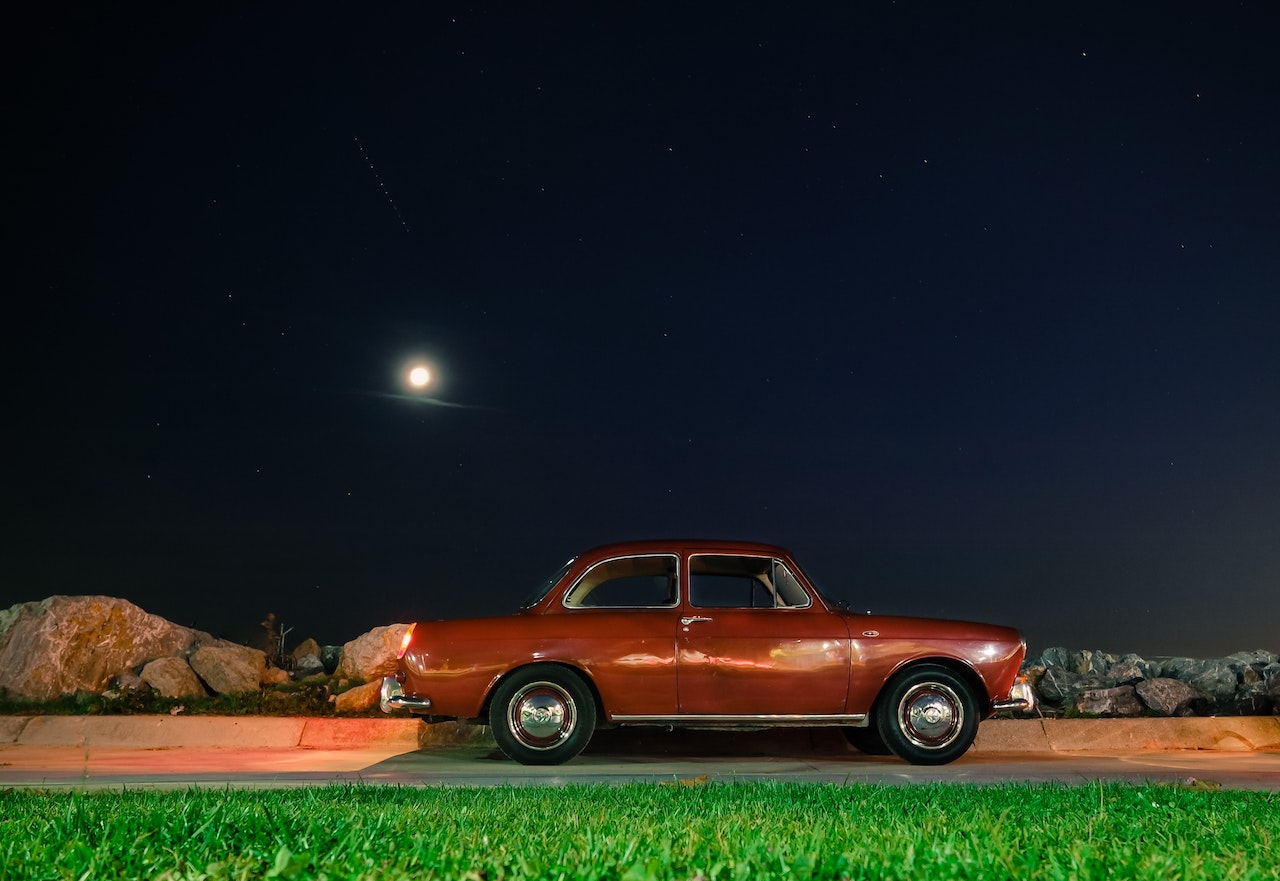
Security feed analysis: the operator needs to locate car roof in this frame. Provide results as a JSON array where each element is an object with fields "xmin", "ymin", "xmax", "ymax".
[{"xmin": 579, "ymin": 539, "xmax": 794, "ymax": 558}]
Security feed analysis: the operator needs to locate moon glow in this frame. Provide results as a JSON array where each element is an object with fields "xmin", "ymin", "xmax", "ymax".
[{"xmin": 408, "ymin": 366, "xmax": 431, "ymax": 388}]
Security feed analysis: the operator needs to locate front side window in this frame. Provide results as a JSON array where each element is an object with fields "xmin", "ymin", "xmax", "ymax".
[
  {"xmin": 563, "ymin": 554, "xmax": 679, "ymax": 608},
  {"xmin": 688, "ymin": 554, "xmax": 812, "ymax": 609}
]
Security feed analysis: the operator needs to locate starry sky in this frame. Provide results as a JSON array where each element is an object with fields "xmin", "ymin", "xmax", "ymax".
[{"xmin": 7, "ymin": 3, "xmax": 1279, "ymax": 658}]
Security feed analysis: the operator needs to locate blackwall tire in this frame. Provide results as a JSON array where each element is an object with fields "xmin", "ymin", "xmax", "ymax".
[
  {"xmin": 488, "ymin": 666, "xmax": 597, "ymax": 766},
  {"xmin": 876, "ymin": 664, "xmax": 979, "ymax": 765}
]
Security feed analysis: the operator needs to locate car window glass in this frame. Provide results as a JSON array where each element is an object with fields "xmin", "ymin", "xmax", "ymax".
[
  {"xmin": 690, "ymin": 572, "xmax": 773, "ymax": 608},
  {"xmin": 772, "ymin": 560, "xmax": 811, "ymax": 607},
  {"xmin": 563, "ymin": 554, "xmax": 679, "ymax": 608},
  {"xmin": 689, "ymin": 554, "xmax": 812, "ymax": 609},
  {"xmin": 520, "ymin": 557, "xmax": 576, "ymax": 609}
]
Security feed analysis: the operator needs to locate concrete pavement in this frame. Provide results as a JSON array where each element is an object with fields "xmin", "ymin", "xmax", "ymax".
[
  {"xmin": 4, "ymin": 714, "xmax": 1279, "ymax": 752},
  {"xmin": 2, "ymin": 715, "xmax": 1278, "ymax": 792}
]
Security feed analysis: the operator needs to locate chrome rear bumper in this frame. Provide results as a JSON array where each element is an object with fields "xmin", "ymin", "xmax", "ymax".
[
  {"xmin": 990, "ymin": 677, "xmax": 1036, "ymax": 713},
  {"xmin": 380, "ymin": 676, "xmax": 433, "ymax": 713}
]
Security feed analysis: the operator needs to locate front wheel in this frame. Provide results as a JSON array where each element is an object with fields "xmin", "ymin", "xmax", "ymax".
[
  {"xmin": 876, "ymin": 664, "xmax": 979, "ymax": 765},
  {"xmin": 488, "ymin": 666, "xmax": 597, "ymax": 765}
]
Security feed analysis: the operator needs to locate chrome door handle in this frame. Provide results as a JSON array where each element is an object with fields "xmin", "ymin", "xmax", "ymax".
[{"xmin": 680, "ymin": 616, "xmax": 712, "ymax": 626}]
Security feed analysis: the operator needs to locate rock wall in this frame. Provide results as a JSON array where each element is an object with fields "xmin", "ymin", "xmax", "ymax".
[
  {"xmin": 4, "ymin": 595, "xmax": 1277, "ymax": 719},
  {"xmin": 0, "ymin": 595, "xmax": 409, "ymax": 705},
  {"xmin": 1023, "ymin": 647, "xmax": 1280, "ymax": 717}
]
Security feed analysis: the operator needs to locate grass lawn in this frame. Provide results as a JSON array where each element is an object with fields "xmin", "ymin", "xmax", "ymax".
[{"xmin": 2, "ymin": 781, "xmax": 1276, "ymax": 880}]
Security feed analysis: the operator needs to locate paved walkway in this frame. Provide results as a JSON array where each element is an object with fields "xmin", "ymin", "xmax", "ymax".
[{"xmin": 2, "ymin": 720, "xmax": 1278, "ymax": 792}]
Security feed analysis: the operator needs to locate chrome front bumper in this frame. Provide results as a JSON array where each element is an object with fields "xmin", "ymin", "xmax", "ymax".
[
  {"xmin": 380, "ymin": 675, "xmax": 434, "ymax": 713},
  {"xmin": 990, "ymin": 677, "xmax": 1036, "ymax": 713}
]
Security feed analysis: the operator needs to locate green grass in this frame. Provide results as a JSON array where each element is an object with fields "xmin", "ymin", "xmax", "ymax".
[{"xmin": 2, "ymin": 782, "xmax": 1277, "ymax": 880}]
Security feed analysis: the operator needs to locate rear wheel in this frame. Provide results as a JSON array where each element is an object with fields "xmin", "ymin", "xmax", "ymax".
[
  {"xmin": 876, "ymin": 664, "xmax": 979, "ymax": 765},
  {"xmin": 489, "ymin": 666, "xmax": 597, "ymax": 765}
]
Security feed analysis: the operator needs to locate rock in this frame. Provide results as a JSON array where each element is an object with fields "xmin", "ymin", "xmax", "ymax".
[
  {"xmin": 1037, "ymin": 667, "xmax": 1105, "ymax": 707},
  {"xmin": 0, "ymin": 596, "xmax": 224, "ymax": 701},
  {"xmin": 1076, "ymin": 649, "xmax": 1116, "ymax": 678},
  {"xmin": 1106, "ymin": 659, "xmax": 1148, "ymax": 687},
  {"xmin": 114, "ymin": 671, "xmax": 146, "ymax": 692},
  {"xmin": 334, "ymin": 624, "xmax": 410, "ymax": 682},
  {"xmin": 1227, "ymin": 680, "xmax": 1274, "ymax": 716},
  {"xmin": 1156, "ymin": 657, "xmax": 1239, "ymax": 706},
  {"xmin": 189, "ymin": 644, "xmax": 266, "ymax": 695},
  {"xmin": 1036, "ymin": 666, "xmax": 1079, "ymax": 706},
  {"xmin": 260, "ymin": 666, "xmax": 290, "ymax": 687},
  {"xmin": 1114, "ymin": 653, "xmax": 1158, "ymax": 681},
  {"xmin": 1033, "ymin": 647, "xmax": 1077, "ymax": 670},
  {"xmin": 1075, "ymin": 685, "xmax": 1144, "ymax": 717},
  {"xmin": 321, "ymin": 645, "xmax": 343, "ymax": 674},
  {"xmin": 333, "ymin": 680, "xmax": 382, "ymax": 714},
  {"xmin": 1227, "ymin": 650, "xmax": 1279, "ymax": 668},
  {"xmin": 1159, "ymin": 657, "xmax": 1201, "ymax": 680},
  {"xmin": 1264, "ymin": 664, "xmax": 1280, "ymax": 697},
  {"xmin": 140, "ymin": 657, "xmax": 208, "ymax": 699},
  {"xmin": 292, "ymin": 653, "xmax": 326, "ymax": 679},
  {"xmin": 1136, "ymin": 678, "xmax": 1200, "ymax": 716},
  {"xmin": 1188, "ymin": 660, "xmax": 1239, "ymax": 705},
  {"xmin": 1032, "ymin": 646, "xmax": 1116, "ymax": 677},
  {"xmin": 291, "ymin": 638, "xmax": 322, "ymax": 665}
]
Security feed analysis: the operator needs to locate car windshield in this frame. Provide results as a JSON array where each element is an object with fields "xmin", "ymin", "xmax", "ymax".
[
  {"xmin": 794, "ymin": 564, "xmax": 843, "ymax": 609},
  {"xmin": 519, "ymin": 557, "xmax": 577, "ymax": 609}
]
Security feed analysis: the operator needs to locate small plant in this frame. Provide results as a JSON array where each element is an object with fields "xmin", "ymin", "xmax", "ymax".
[
  {"xmin": 0, "ymin": 682, "xmax": 343, "ymax": 718},
  {"xmin": 259, "ymin": 612, "xmax": 295, "ymax": 671}
]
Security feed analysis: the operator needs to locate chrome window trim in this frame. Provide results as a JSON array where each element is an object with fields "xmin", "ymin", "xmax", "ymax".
[{"xmin": 561, "ymin": 553, "xmax": 681, "ymax": 610}]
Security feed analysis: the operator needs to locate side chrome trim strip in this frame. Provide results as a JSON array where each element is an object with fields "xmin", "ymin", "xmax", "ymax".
[{"xmin": 611, "ymin": 713, "xmax": 866, "ymax": 727}]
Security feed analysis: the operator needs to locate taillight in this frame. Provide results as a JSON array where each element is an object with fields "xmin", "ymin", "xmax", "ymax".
[{"xmin": 397, "ymin": 623, "xmax": 416, "ymax": 660}]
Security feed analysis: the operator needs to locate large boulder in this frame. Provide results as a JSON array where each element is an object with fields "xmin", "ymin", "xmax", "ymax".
[
  {"xmin": 1031, "ymin": 646, "xmax": 1120, "ymax": 678},
  {"xmin": 334, "ymin": 624, "xmax": 410, "ymax": 682},
  {"xmin": 333, "ymin": 680, "xmax": 382, "ymax": 714},
  {"xmin": 140, "ymin": 657, "xmax": 208, "ymax": 699},
  {"xmin": 291, "ymin": 637, "xmax": 322, "ymax": 665},
  {"xmin": 1036, "ymin": 666, "xmax": 1106, "ymax": 708},
  {"xmin": 0, "ymin": 596, "xmax": 223, "ymax": 700},
  {"xmin": 1186, "ymin": 659, "xmax": 1240, "ymax": 705},
  {"xmin": 1227, "ymin": 650, "xmax": 1279, "ymax": 668},
  {"xmin": 1135, "ymin": 678, "xmax": 1200, "ymax": 716},
  {"xmin": 189, "ymin": 644, "xmax": 267, "ymax": 695},
  {"xmin": 1075, "ymin": 685, "xmax": 1144, "ymax": 717},
  {"xmin": 1105, "ymin": 653, "xmax": 1158, "ymax": 686}
]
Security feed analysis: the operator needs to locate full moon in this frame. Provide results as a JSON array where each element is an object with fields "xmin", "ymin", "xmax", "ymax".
[{"xmin": 408, "ymin": 366, "xmax": 431, "ymax": 388}]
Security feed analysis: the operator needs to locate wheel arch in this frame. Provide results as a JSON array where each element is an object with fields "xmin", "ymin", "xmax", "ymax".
[
  {"xmin": 873, "ymin": 656, "xmax": 990, "ymax": 716},
  {"xmin": 481, "ymin": 660, "xmax": 605, "ymax": 721}
]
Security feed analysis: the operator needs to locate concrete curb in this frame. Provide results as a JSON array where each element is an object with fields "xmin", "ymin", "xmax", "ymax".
[
  {"xmin": 3, "ymin": 715, "xmax": 1278, "ymax": 752},
  {"xmin": 2, "ymin": 716, "xmax": 422, "ymax": 750},
  {"xmin": 975, "ymin": 717, "xmax": 1280, "ymax": 753}
]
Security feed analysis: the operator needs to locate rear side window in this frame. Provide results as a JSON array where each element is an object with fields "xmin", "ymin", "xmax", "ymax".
[{"xmin": 563, "ymin": 554, "xmax": 679, "ymax": 608}]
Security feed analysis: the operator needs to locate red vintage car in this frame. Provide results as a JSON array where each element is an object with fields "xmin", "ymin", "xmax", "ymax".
[{"xmin": 382, "ymin": 539, "xmax": 1033, "ymax": 765}]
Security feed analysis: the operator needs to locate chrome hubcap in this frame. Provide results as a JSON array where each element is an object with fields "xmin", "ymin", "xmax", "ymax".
[
  {"xmin": 898, "ymin": 682, "xmax": 963, "ymax": 749},
  {"xmin": 508, "ymin": 682, "xmax": 576, "ymax": 750}
]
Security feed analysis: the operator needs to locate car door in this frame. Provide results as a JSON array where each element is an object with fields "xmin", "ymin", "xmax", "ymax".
[
  {"xmin": 557, "ymin": 552, "xmax": 681, "ymax": 715},
  {"xmin": 676, "ymin": 553, "xmax": 851, "ymax": 716}
]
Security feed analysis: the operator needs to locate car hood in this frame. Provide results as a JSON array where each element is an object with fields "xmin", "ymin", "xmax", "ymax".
[{"xmin": 833, "ymin": 610, "xmax": 1022, "ymax": 643}]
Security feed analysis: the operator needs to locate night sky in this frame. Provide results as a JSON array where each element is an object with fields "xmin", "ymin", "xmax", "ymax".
[{"xmin": 8, "ymin": 4, "xmax": 1279, "ymax": 658}]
